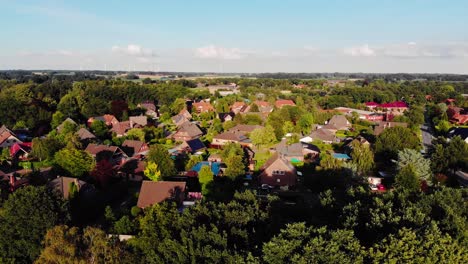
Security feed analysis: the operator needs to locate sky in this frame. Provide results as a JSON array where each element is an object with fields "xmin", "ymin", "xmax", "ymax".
[{"xmin": 1, "ymin": 0, "xmax": 468, "ymax": 73}]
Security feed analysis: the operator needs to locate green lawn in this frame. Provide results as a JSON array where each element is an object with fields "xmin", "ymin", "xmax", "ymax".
[{"xmin": 254, "ymin": 150, "xmax": 272, "ymax": 171}]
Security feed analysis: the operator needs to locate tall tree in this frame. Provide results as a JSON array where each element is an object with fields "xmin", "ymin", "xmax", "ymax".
[
  {"xmin": 350, "ymin": 140, "xmax": 374, "ymax": 176},
  {"xmin": 55, "ymin": 147, "xmax": 95, "ymax": 178},
  {"xmin": 0, "ymin": 186, "xmax": 69, "ymax": 263},
  {"xmin": 147, "ymin": 144, "xmax": 176, "ymax": 178},
  {"xmin": 397, "ymin": 149, "xmax": 432, "ymax": 183},
  {"xmin": 374, "ymin": 127, "xmax": 420, "ymax": 161},
  {"xmin": 394, "ymin": 164, "xmax": 420, "ymax": 192},
  {"xmin": 198, "ymin": 165, "xmax": 214, "ymax": 196}
]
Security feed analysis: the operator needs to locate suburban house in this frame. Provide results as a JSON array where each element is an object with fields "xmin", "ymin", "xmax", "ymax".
[
  {"xmin": 343, "ymin": 136, "xmax": 370, "ymax": 154},
  {"xmin": 447, "ymin": 106, "xmax": 468, "ymax": 125},
  {"xmin": 373, "ymin": 121, "xmax": 408, "ymax": 136},
  {"xmin": 48, "ymin": 176, "xmax": 89, "ymax": 199},
  {"xmin": 177, "ymin": 138, "xmax": 206, "ymax": 154},
  {"xmin": 253, "ymin": 101, "xmax": 274, "ymax": 113},
  {"xmin": 10, "ymin": 142, "xmax": 32, "ymax": 161},
  {"xmin": 137, "ymin": 181, "xmax": 187, "ymax": 208},
  {"xmin": 110, "ymin": 121, "xmax": 132, "ymax": 137},
  {"xmin": 231, "ymin": 102, "xmax": 249, "ymax": 114},
  {"xmin": 121, "ymin": 140, "xmax": 149, "ymax": 157},
  {"xmin": 129, "ymin": 116, "xmax": 148, "ymax": 128},
  {"xmin": 171, "ymin": 122, "xmax": 203, "ymax": 142},
  {"xmin": 307, "ymin": 128, "xmax": 337, "ymax": 144},
  {"xmin": 76, "ymin": 128, "xmax": 96, "ymax": 143},
  {"xmin": 207, "ymin": 153, "xmax": 223, "ymax": 163},
  {"xmin": 138, "ymin": 101, "xmax": 158, "ymax": 119},
  {"xmin": 324, "ymin": 115, "xmax": 351, "ymax": 131},
  {"xmin": 192, "ymin": 101, "xmax": 215, "ymax": 113},
  {"xmin": 56, "ymin": 118, "xmax": 77, "ymax": 133},
  {"xmin": 117, "ymin": 158, "xmax": 146, "ymax": 181},
  {"xmin": 227, "ymin": 124, "xmax": 263, "ymax": 135},
  {"xmin": 212, "ymin": 132, "xmax": 252, "ymax": 147},
  {"xmin": 334, "ymin": 107, "xmax": 384, "ymax": 121},
  {"xmin": 259, "ymin": 153, "xmax": 297, "ymax": 187},
  {"xmin": 85, "ymin": 144, "xmax": 128, "ymax": 165},
  {"xmin": 172, "ymin": 114, "xmax": 190, "ymax": 127},
  {"xmin": 276, "ymin": 141, "xmax": 320, "ymax": 162},
  {"xmin": 0, "ymin": 126, "xmax": 22, "ymax": 148},
  {"xmin": 87, "ymin": 114, "xmax": 119, "ymax": 127},
  {"xmin": 218, "ymin": 113, "xmax": 235, "ymax": 122},
  {"xmin": 179, "ymin": 109, "xmax": 192, "ymax": 120},
  {"xmin": 275, "ymin": 99, "xmax": 296, "ymax": 108},
  {"xmin": 365, "ymin": 101, "xmax": 409, "ymax": 116}
]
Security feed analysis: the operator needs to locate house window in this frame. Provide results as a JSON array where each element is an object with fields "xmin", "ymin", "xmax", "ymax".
[{"xmin": 273, "ymin": 170, "xmax": 285, "ymax": 175}]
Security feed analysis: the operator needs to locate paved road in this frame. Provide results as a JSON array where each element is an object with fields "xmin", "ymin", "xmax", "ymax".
[{"xmin": 420, "ymin": 110, "xmax": 435, "ymax": 154}]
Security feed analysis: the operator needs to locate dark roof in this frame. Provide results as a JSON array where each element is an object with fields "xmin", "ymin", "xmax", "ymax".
[
  {"xmin": 172, "ymin": 114, "xmax": 189, "ymax": 126},
  {"xmin": 185, "ymin": 138, "xmax": 206, "ymax": 152},
  {"xmin": 85, "ymin": 144, "xmax": 123, "ymax": 156},
  {"xmin": 448, "ymin": 127, "xmax": 468, "ymax": 140},
  {"xmin": 214, "ymin": 132, "xmax": 250, "ymax": 142},
  {"xmin": 277, "ymin": 141, "xmax": 320, "ymax": 157},
  {"xmin": 137, "ymin": 181, "xmax": 186, "ymax": 208}
]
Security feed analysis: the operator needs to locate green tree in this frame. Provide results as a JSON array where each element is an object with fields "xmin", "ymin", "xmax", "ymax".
[
  {"xmin": 431, "ymin": 144, "xmax": 449, "ymax": 173},
  {"xmin": 369, "ymin": 223, "xmax": 467, "ymax": 263},
  {"xmin": 298, "ymin": 113, "xmax": 314, "ymax": 134},
  {"xmin": 225, "ymin": 155, "xmax": 245, "ymax": 180},
  {"xmin": 250, "ymin": 125, "xmax": 277, "ymax": 147},
  {"xmin": 54, "ymin": 147, "xmax": 95, "ymax": 178},
  {"xmin": 126, "ymin": 128, "xmax": 145, "ymax": 141},
  {"xmin": 397, "ymin": 148, "xmax": 432, "ymax": 183},
  {"xmin": 320, "ymin": 153, "xmax": 342, "ymax": 170},
  {"xmin": 350, "ymin": 140, "xmax": 374, "ymax": 176},
  {"xmin": 51, "ymin": 111, "xmax": 65, "ymax": 129},
  {"xmin": 198, "ymin": 165, "xmax": 214, "ymax": 196},
  {"xmin": 374, "ymin": 127, "xmax": 420, "ymax": 161},
  {"xmin": 394, "ymin": 164, "xmax": 420, "ymax": 192},
  {"xmin": 0, "ymin": 186, "xmax": 69, "ymax": 263},
  {"xmin": 147, "ymin": 144, "xmax": 177, "ymax": 177},
  {"xmin": 144, "ymin": 161, "xmax": 162, "ymax": 181},
  {"xmin": 263, "ymin": 223, "xmax": 364, "ymax": 264},
  {"xmin": 31, "ymin": 137, "xmax": 62, "ymax": 161},
  {"xmin": 90, "ymin": 120, "xmax": 108, "ymax": 138},
  {"xmin": 36, "ymin": 225, "xmax": 133, "ymax": 264}
]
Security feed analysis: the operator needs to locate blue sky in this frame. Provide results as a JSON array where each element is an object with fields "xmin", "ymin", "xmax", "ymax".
[{"xmin": 1, "ymin": 0, "xmax": 468, "ymax": 73}]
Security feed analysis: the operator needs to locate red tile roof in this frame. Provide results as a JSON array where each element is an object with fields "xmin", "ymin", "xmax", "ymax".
[{"xmin": 275, "ymin": 100, "xmax": 296, "ymax": 108}]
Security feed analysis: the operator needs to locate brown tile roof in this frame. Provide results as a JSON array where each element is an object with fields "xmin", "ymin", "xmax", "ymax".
[
  {"xmin": 227, "ymin": 124, "xmax": 263, "ymax": 134},
  {"xmin": 373, "ymin": 121, "xmax": 408, "ymax": 136},
  {"xmin": 193, "ymin": 102, "xmax": 214, "ymax": 112},
  {"xmin": 76, "ymin": 128, "xmax": 96, "ymax": 140},
  {"xmin": 261, "ymin": 153, "xmax": 295, "ymax": 171},
  {"xmin": 129, "ymin": 116, "xmax": 148, "ymax": 127},
  {"xmin": 177, "ymin": 122, "xmax": 203, "ymax": 138},
  {"xmin": 122, "ymin": 140, "xmax": 148, "ymax": 156},
  {"xmin": 310, "ymin": 128, "xmax": 336, "ymax": 142},
  {"xmin": 111, "ymin": 121, "xmax": 131, "ymax": 136},
  {"xmin": 48, "ymin": 176, "xmax": 87, "ymax": 199},
  {"xmin": 85, "ymin": 144, "xmax": 120, "ymax": 156},
  {"xmin": 326, "ymin": 115, "xmax": 350, "ymax": 130},
  {"xmin": 214, "ymin": 132, "xmax": 249, "ymax": 142},
  {"xmin": 137, "ymin": 181, "xmax": 186, "ymax": 208}
]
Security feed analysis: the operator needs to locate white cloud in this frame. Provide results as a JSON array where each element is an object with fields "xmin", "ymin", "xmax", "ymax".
[
  {"xmin": 195, "ymin": 45, "xmax": 244, "ymax": 60},
  {"xmin": 344, "ymin": 44, "xmax": 376, "ymax": 57},
  {"xmin": 111, "ymin": 44, "xmax": 156, "ymax": 57}
]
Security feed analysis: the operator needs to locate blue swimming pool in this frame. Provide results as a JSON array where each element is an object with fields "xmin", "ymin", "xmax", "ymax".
[{"xmin": 191, "ymin": 161, "xmax": 221, "ymax": 175}]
